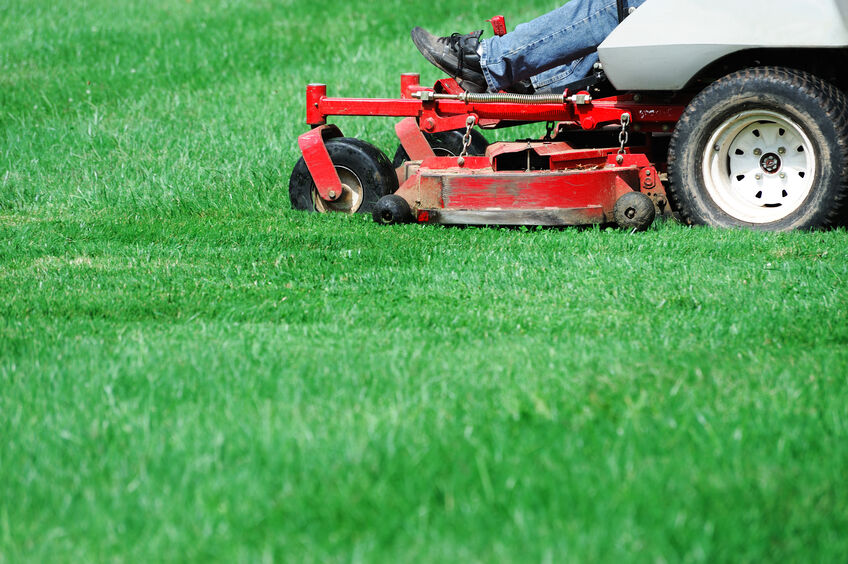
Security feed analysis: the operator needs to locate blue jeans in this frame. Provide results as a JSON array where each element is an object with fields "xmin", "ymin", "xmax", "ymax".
[{"xmin": 479, "ymin": 0, "xmax": 646, "ymax": 93}]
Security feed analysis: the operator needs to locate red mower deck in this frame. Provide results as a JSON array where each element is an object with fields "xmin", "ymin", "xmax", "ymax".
[{"xmin": 293, "ymin": 73, "xmax": 686, "ymax": 230}]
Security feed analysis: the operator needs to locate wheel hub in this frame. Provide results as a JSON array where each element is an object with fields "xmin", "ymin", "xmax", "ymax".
[
  {"xmin": 312, "ymin": 166, "xmax": 364, "ymax": 214},
  {"xmin": 702, "ymin": 110, "xmax": 815, "ymax": 223},
  {"xmin": 759, "ymin": 152, "xmax": 781, "ymax": 174}
]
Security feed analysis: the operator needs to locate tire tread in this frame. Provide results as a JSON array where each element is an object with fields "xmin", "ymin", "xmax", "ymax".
[{"xmin": 668, "ymin": 66, "xmax": 848, "ymax": 229}]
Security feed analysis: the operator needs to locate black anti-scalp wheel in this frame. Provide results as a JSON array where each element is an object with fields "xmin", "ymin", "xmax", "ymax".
[
  {"xmin": 391, "ymin": 129, "xmax": 489, "ymax": 168},
  {"xmin": 289, "ymin": 137, "xmax": 398, "ymax": 214},
  {"xmin": 614, "ymin": 191, "xmax": 656, "ymax": 231},
  {"xmin": 668, "ymin": 67, "xmax": 848, "ymax": 230},
  {"xmin": 373, "ymin": 194, "xmax": 413, "ymax": 225}
]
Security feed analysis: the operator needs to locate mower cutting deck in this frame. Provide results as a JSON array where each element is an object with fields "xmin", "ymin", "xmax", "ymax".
[{"xmin": 289, "ymin": 74, "xmax": 685, "ymax": 231}]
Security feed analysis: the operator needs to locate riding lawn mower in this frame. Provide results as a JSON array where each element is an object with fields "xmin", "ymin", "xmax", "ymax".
[{"xmin": 289, "ymin": 0, "xmax": 848, "ymax": 231}]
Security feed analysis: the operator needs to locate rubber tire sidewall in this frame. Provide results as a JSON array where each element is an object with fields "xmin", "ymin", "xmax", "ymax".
[
  {"xmin": 668, "ymin": 67, "xmax": 848, "ymax": 230},
  {"xmin": 289, "ymin": 137, "xmax": 398, "ymax": 214}
]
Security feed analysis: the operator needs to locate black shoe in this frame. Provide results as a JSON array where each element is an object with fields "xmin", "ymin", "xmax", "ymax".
[
  {"xmin": 411, "ymin": 27, "xmax": 488, "ymax": 93},
  {"xmin": 509, "ymin": 80, "xmax": 535, "ymax": 95}
]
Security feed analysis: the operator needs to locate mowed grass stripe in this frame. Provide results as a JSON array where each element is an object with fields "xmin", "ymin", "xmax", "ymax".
[{"xmin": 3, "ymin": 0, "xmax": 848, "ymax": 560}]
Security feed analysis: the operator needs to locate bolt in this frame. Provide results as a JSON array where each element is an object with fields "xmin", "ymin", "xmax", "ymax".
[
  {"xmin": 714, "ymin": 144, "xmax": 721, "ymax": 152},
  {"xmin": 754, "ymin": 148, "xmax": 762, "ymax": 156},
  {"xmin": 424, "ymin": 118, "xmax": 436, "ymax": 131},
  {"xmin": 778, "ymin": 147, "xmax": 786, "ymax": 154},
  {"xmin": 328, "ymin": 190, "xmax": 336, "ymax": 199},
  {"xmin": 645, "ymin": 170, "xmax": 652, "ymax": 176}
]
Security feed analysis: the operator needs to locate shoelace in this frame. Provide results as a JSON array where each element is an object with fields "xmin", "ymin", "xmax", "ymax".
[
  {"xmin": 446, "ymin": 31, "xmax": 482, "ymax": 81},
  {"xmin": 448, "ymin": 33, "xmax": 466, "ymax": 79}
]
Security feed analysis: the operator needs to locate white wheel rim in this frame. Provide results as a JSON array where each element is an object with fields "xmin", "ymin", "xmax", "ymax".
[
  {"xmin": 702, "ymin": 110, "xmax": 816, "ymax": 224},
  {"xmin": 312, "ymin": 166, "xmax": 364, "ymax": 214}
]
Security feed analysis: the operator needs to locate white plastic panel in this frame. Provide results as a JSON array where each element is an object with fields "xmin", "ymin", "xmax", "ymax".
[{"xmin": 598, "ymin": 0, "xmax": 848, "ymax": 90}]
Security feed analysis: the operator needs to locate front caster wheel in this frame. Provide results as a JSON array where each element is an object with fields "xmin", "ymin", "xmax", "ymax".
[
  {"xmin": 614, "ymin": 192, "xmax": 656, "ymax": 231},
  {"xmin": 289, "ymin": 137, "xmax": 398, "ymax": 214},
  {"xmin": 373, "ymin": 195, "xmax": 412, "ymax": 225}
]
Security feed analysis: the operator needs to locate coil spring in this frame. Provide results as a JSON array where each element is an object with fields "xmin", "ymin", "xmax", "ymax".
[{"xmin": 459, "ymin": 92, "xmax": 566, "ymax": 104}]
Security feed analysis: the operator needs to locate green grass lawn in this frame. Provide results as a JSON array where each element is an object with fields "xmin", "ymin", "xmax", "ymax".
[{"xmin": 2, "ymin": 0, "xmax": 848, "ymax": 561}]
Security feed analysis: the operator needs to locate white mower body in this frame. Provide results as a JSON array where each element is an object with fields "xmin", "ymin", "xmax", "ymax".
[{"xmin": 598, "ymin": 0, "xmax": 848, "ymax": 90}]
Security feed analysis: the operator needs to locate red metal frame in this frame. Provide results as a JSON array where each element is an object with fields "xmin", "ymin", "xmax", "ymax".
[
  {"xmin": 298, "ymin": 74, "xmax": 685, "ymax": 226},
  {"xmin": 395, "ymin": 117, "xmax": 436, "ymax": 161},
  {"xmin": 297, "ymin": 123, "xmax": 344, "ymax": 201},
  {"xmin": 306, "ymin": 75, "xmax": 684, "ymax": 134}
]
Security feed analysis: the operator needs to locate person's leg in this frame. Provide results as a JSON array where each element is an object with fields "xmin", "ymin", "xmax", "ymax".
[
  {"xmin": 528, "ymin": 53, "xmax": 599, "ymax": 93},
  {"xmin": 479, "ymin": 0, "xmax": 644, "ymax": 92}
]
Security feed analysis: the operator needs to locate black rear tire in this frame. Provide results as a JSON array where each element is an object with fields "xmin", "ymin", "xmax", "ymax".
[
  {"xmin": 289, "ymin": 137, "xmax": 398, "ymax": 214},
  {"xmin": 667, "ymin": 67, "xmax": 848, "ymax": 230},
  {"xmin": 391, "ymin": 129, "xmax": 489, "ymax": 168}
]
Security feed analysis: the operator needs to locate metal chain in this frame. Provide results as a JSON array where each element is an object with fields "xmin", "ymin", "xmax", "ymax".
[
  {"xmin": 544, "ymin": 121, "xmax": 556, "ymax": 141},
  {"xmin": 616, "ymin": 112, "xmax": 631, "ymax": 164},
  {"xmin": 618, "ymin": 113, "xmax": 631, "ymax": 155},
  {"xmin": 457, "ymin": 115, "xmax": 477, "ymax": 166}
]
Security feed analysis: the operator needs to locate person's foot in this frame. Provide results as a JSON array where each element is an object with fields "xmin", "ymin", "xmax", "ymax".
[{"xmin": 411, "ymin": 27, "xmax": 488, "ymax": 93}]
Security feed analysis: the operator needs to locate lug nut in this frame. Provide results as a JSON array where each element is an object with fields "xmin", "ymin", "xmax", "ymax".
[
  {"xmin": 778, "ymin": 147, "xmax": 786, "ymax": 154},
  {"xmin": 779, "ymin": 172, "xmax": 786, "ymax": 179},
  {"xmin": 755, "ymin": 174, "xmax": 763, "ymax": 180},
  {"xmin": 754, "ymin": 148, "xmax": 762, "ymax": 156}
]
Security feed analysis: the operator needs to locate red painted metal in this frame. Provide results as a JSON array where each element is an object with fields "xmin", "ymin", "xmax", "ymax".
[
  {"xmin": 388, "ymin": 145, "xmax": 658, "ymax": 226},
  {"xmin": 308, "ymin": 94, "xmax": 683, "ymax": 132},
  {"xmin": 395, "ymin": 117, "xmax": 436, "ymax": 161},
  {"xmin": 488, "ymin": 15, "xmax": 507, "ymax": 36},
  {"xmin": 297, "ymin": 75, "xmax": 687, "ymax": 227},
  {"xmin": 438, "ymin": 170, "xmax": 627, "ymax": 209},
  {"xmin": 306, "ymin": 84, "xmax": 327, "ymax": 126},
  {"xmin": 400, "ymin": 73, "xmax": 420, "ymax": 99},
  {"xmin": 305, "ymin": 77, "xmax": 685, "ymax": 136},
  {"xmin": 297, "ymin": 124, "xmax": 344, "ymax": 201}
]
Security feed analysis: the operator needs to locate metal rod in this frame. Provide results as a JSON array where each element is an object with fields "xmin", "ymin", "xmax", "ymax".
[{"xmin": 414, "ymin": 91, "xmax": 567, "ymax": 104}]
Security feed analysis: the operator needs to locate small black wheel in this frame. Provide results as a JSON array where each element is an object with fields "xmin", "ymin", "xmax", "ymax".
[
  {"xmin": 289, "ymin": 137, "xmax": 398, "ymax": 214},
  {"xmin": 373, "ymin": 194, "xmax": 413, "ymax": 225},
  {"xmin": 392, "ymin": 129, "xmax": 489, "ymax": 168},
  {"xmin": 614, "ymin": 191, "xmax": 656, "ymax": 231},
  {"xmin": 668, "ymin": 67, "xmax": 848, "ymax": 230}
]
